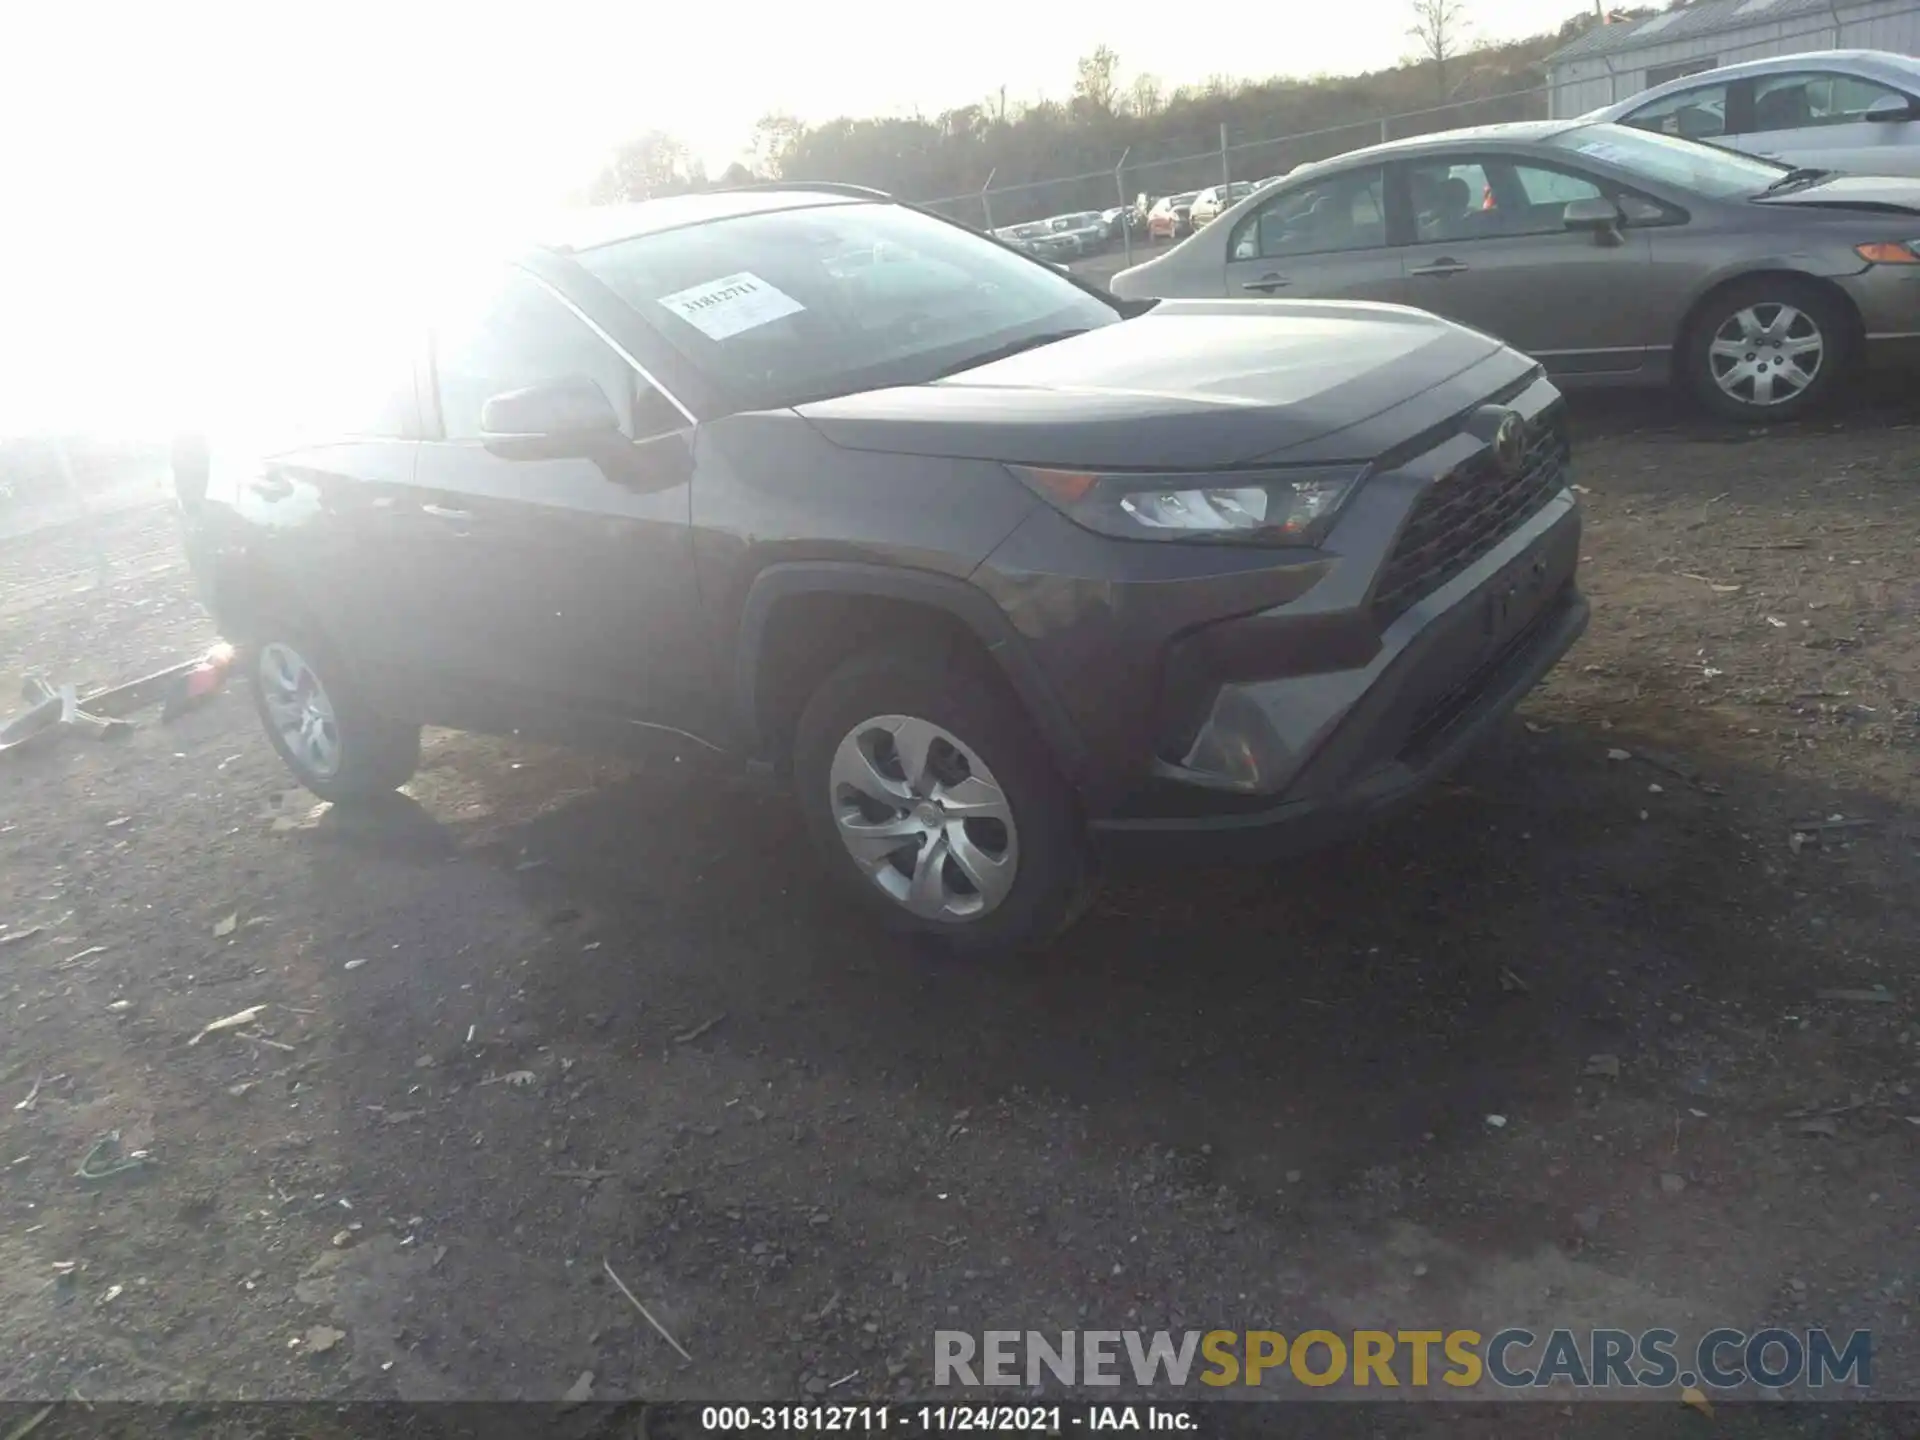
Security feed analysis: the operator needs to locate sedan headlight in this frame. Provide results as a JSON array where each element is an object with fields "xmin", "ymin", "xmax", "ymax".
[
  {"xmin": 1008, "ymin": 464, "xmax": 1364, "ymax": 545},
  {"xmin": 1855, "ymin": 240, "xmax": 1920, "ymax": 264}
]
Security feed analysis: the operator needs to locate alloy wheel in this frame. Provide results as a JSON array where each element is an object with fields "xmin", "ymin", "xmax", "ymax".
[
  {"xmin": 1707, "ymin": 302, "xmax": 1824, "ymax": 409},
  {"xmin": 828, "ymin": 714, "xmax": 1018, "ymax": 922},
  {"xmin": 258, "ymin": 642, "xmax": 342, "ymax": 780}
]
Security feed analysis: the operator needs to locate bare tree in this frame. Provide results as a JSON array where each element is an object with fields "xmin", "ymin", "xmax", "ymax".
[
  {"xmin": 1408, "ymin": 0, "xmax": 1471, "ymax": 99},
  {"xmin": 1126, "ymin": 73, "xmax": 1164, "ymax": 117},
  {"xmin": 1072, "ymin": 45, "xmax": 1121, "ymax": 119}
]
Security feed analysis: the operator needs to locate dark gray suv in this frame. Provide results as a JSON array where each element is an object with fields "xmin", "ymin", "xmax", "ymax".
[{"xmin": 175, "ymin": 182, "xmax": 1588, "ymax": 950}]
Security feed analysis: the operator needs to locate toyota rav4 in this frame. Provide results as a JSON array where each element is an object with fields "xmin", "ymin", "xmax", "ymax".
[{"xmin": 174, "ymin": 182, "xmax": 1588, "ymax": 951}]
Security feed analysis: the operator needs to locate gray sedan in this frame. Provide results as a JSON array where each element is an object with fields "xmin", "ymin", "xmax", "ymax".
[{"xmin": 1110, "ymin": 119, "xmax": 1920, "ymax": 420}]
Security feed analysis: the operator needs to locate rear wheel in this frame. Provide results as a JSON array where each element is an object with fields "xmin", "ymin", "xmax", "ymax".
[
  {"xmin": 1684, "ymin": 278, "xmax": 1849, "ymax": 422},
  {"xmin": 793, "ymin": 647, "xmax": 1093, "ymax": 953},
  {"xmin": 248, "ymin": 621, "xmax": 421, "ymax": 802}
]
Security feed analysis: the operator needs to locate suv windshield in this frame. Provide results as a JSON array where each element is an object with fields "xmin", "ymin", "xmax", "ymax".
[
  {"xmin": 575, "ymin": 202, "xmax": 1120, "ymax": 409},
  {"xmin": 1546, "ymin": 122, "xmax": 1790, "ymax": 199}
]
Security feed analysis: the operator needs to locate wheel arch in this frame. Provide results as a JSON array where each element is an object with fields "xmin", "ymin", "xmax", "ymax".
[{"xmin": 735, "ymin": 563, "xmax": 1090, "ymax": 790}]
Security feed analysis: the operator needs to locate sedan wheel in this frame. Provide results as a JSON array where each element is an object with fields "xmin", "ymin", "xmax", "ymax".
[
  {"xmin": 259, "ymin": 642, "xmax": 343, "ymax": 780},
  {"xmin": 1686, "ymin": 280, "xmax": 1848, "ymax": 422},
  {"xmin": 1706, "ymin": 303, "xmax": 1825, "ymax": 410},
  {"xmin": 829, "ymin": 714, "xmax": 1018, "ymax": 922}
]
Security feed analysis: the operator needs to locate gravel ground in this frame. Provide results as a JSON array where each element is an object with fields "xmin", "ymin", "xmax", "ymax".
[{"xmin": 2, "ymin": 392, "xmax": 1919, "ymax": 1436}]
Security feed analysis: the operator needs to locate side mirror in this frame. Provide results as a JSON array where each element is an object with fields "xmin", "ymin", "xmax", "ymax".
[
  {"xmin": 1865, "ymin": 95, "xmax": 1917, "ymax": 123},
  {"xmin": 480, "ymin": 377, "xmax": 620, "ymax": 440},
  {"xmin": 1564, "ymin": 196, "xmax": 1624, "ymax": 242}
]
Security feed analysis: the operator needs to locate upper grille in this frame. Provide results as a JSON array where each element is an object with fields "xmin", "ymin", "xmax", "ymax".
[{"xmin": 1372, "ymin": 410, "xmax": 1569, "ymax": 626}]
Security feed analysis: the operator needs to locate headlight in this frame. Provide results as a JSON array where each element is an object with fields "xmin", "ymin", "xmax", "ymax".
[
  {"xmin": 1855, "ymin": 240, "xmax": 1920, "ymax": 264},
  {"xmin": 1008, "ymin": 464, "xmax": 1364, "ymax": 545}
]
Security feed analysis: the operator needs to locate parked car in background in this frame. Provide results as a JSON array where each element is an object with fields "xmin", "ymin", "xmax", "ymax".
[
  {"xmin": 1045, "ymin": 212, "xmax": 1112, "ymax": 256},
  {"xmin": 1101, "ymin": 205, "xmax": 1144, "ymax": 240},
  {"xmin": 1189, "ymin": 182, "xmax": 1258, "ymax": 228},
  {"xmin": 1109, "ymin": 119, "xmax": 1920, "ymax": 421},
  {"xmin": 1584, "ymin": 49, "xmax": 1920, "ymax": 178},
  {"xmin": 1147, "ymin": 193, "xmax": 1200, "ymax": 242},
  {"xmin": 996, "ymin": 222, "xmax": 1077, "ymax": 262},
  {"xmin": 175, "ymin": 181, "xmax": 1588, "ymax": 951}
]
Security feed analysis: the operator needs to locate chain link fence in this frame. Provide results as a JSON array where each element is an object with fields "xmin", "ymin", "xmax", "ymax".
[{"xmin": 917, "ymin": 8, "xmax": 1918, "ymax": 269}]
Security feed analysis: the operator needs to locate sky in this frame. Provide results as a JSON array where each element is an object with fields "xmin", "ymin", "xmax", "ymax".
[{"xmin": 0, "ymin": 0, "xmax": 1592, "ymax": 440}]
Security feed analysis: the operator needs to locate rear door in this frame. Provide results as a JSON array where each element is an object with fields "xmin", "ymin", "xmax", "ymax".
[
  {"xmin": 1221, "ymin": 164, "xmax": 1405, "ymax": 301},
  {"xmin": 405, "ymin": 265, "xmax": 710, "ymax": 736},
  {"xmin": 1387, "ymin": 153, "xmax": 1662, "ymax": 375},
  {"xmin": 1740, "ymin": 68, "xmax": 1920, "ymax": 176}
]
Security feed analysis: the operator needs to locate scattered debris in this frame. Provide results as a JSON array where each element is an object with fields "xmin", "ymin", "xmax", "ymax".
[
  {"xmin": 0, "ymin": 926, "xmax": 46, "ymax": 949},
  {"xmin": 1605, "ymin": 748, "xmax": 1631, "ymax": 762},
  {"xmin": 213, "ymin": 913, "xmax": 239, "ymax": 938},
  {"xmin": 1484, "ymin": 1114, "xmax": 1508, "ymax": 1129},
  {"xmin": 188, "ymin": 1005, "xmax": 267, "ymax": 1046},
  {"xmin": 603, "ymin": 1257, "xmax": 694, "ymax": 1363},
  {"xmin": 1583, "ymin": 1054, "xmax": 1621, "ymax": 1079},
  {"xmin": 343, "ymin": 958, "xmax": 369, "ymax": 971},
  {"xmin": 830, "ymin": 1369, "xmax": 861, "ymax": 1390},
  {"xmin": 562, "ymin": 1371, "xmax": 596, "ymax": 1406},
  {"xmin": 305, "ymin": 1325, "xmax": 346, "ymax": 1355},
  {"xmin": 674, "ymin": 1013, "xmax": 727, "ymax": 1045},
  {"xmin": 1497, "ymin": 966, "xmax": 1530, "ymax": 995},
  {"xmin": 76, "ymin": 1133, "xmax": 151, "ymax": 1184},
  {"xmin": 3, "ymin": 1404, "xmax": 54, "ymax": 1440},
  {"xmin": 479, "ymin": 1070, "xmax": 538, "ymax": 1088},
  {"xmin": 1659, "ymin": 1173, "xmax": 1686, "ymax": 1194},
  {"xmin": 1680, "ymin": 1384, "xmax": 1714, "ymax": 1418},
  {"xmin": 1816, "ymin": 987, "xmax": 1895, "ymax": 1005},
  {"xmin": 12, "ymin": 1075, "xmax": 43, "ymax": 1113},
  {"xmin": 1798, "ymin": 1117, "xmax": 1840, "ymax": 1139}
]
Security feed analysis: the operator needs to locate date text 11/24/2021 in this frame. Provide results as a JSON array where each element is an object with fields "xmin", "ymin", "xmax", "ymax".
[{"xmin": 699, "ymin": 1406, "xmax": 1197, "ymax": 1432}]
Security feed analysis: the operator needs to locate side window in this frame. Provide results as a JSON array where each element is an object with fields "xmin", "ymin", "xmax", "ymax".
[
  {"xmin": 1408, "ymin": 161, "xmax": 1494, "ymax": 242},
  {"xmin": 1230, "ymin": 167, "xmax": 1387, "ymax": 260},
  {"xmin": 1752, "ymin": 71, "xmax": 1911, "ymax": 131},
  {"xmin": 1624, "ymin": 83, "xmax": 1730, "ymax": 141},
  {"xmin": 432, "ymin": 269, "xmax": 679, "ymax": 442}
]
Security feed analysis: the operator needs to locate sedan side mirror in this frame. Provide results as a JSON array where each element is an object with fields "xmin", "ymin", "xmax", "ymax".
[
  {"xmin": 1563, "ymin": 196, "xmax": 1625, "ymax": 243},
  {"xmin": 480, "ymin": 377, "xmax": 620, "ymax": 440},
  {"xmin": 1865, "ymin": 95, "xmax": 1918, "ymax": 123}
]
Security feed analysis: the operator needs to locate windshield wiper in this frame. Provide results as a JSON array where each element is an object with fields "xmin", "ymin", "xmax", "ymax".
[
  {"xmin": 932, "ymin": 328, "xmax": 1090, "ymax": 379},
  {"xmin": 1758, "ymin": 167, "xmax": 1833, "ymax": 196}
]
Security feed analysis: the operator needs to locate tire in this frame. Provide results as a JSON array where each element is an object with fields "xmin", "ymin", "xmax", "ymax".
[
  {"xmin": 246, "ymin": 618, "xmax": 421, "ymax": 802},
  {"xmin": 792, "ymin": 645, "xmax": 1093, "ymax": 953},
  {"xmin": 1683, "ymin": 277, "xmax": 1851, "ymax": 423}
]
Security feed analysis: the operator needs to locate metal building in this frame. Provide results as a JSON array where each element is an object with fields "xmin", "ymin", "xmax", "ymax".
[{"xmin": 1547, "ymin": 0, "xmax": 1920, "ymax": 116}]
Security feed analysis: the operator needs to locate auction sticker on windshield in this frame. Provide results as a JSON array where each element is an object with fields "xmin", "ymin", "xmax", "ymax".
[{"xmin": 657, "ymin": 272, "xmax": 805, "ymax": 340}]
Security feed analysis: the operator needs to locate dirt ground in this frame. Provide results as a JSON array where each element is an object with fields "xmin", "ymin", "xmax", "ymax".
[{"xmin": 3, "ymin": 389, "xmax": 1919, "ymax": 1435}]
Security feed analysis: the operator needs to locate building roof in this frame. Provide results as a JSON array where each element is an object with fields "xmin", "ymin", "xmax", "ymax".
[{"xmin": 1548, "ymin": 0, "xmax": 1888, "ymax": 65}]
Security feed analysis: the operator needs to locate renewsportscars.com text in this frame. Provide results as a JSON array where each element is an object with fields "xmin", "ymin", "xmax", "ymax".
[{"xmin": 934, "ymin": 1328, "xmax": 1871, "ymax": 1392}]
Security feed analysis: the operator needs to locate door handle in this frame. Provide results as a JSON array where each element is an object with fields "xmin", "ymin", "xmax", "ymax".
[
  {"xmin": 1410, "ymin": 258, "xmax": 1468, "ymax": 278},
  {"xmin": 421, "ymin": 504, "xmax": 474, "ymax": 522},
  {"xmin": 1241, "ymin": 273, "xmax": 1291, "ymax": 293}
]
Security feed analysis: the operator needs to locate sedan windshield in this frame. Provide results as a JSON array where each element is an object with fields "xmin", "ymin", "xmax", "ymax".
[
  {"xmin": 576, "ymin": 202, "xmax": 1120, "ymax": 409},
  {"xmin": 1545, "ymin": 122, "xmax": 1790, "ymax": 199}
]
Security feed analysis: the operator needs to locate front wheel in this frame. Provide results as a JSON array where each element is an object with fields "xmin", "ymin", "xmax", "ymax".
[
  {"xmin": 792, "ymin": 647, "xmax": 1093, "ymax": 953},
  {"xmin": 1684, "ymin": 279, "xmax": 1850, "ymax": 422},
  {"xmin": 248, "ymin": 622, "xmax": 421, "ymax": 802}
]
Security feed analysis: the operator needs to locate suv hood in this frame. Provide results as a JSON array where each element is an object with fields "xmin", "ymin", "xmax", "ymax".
[
  {"xmin": 1752, "ymin": 173, "xmax": 1920, "ymax": 213},
  {"xmin": 795, "ymin": 301, "xmax": 1505, "ymax": 469}
]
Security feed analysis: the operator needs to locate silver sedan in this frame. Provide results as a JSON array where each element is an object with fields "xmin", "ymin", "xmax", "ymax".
[{"xmin": 1109, "ymin": 119, "xmax": 1920, "ymax": 420}]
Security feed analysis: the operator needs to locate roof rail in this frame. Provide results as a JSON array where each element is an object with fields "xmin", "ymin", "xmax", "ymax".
[{"xmin": 715, "ymin": 179, "xmax": 894, "ymax": 201}]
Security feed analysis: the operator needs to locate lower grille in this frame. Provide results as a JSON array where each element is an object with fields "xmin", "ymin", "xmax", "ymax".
[{"xmin": 1373, "ymin": 412, "xmax": 1569, "ymax": 626}]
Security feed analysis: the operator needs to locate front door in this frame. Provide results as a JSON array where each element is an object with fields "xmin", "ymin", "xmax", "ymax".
[
  {"xmin": 1742, "ymin": 68, "xmax": 1920, "ymax": 177},
  {"xmin": 1221, "ymin": 163, "xmax": 1406, "ymax": 303},
  {"xmin": 1389, "ymin": 155, "xmax": 1660, "ymax": 376},
  {"xmin": 401, "ymin": 265, "xmax": 711, "ymax": 741}
]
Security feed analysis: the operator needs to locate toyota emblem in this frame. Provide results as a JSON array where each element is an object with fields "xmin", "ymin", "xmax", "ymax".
[{"xmin": 1493, "ymin": 412, "xmax": 1529, "ymax": 478}]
